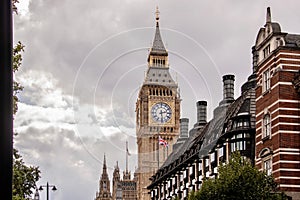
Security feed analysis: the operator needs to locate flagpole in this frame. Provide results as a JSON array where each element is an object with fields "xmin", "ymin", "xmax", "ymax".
[
  {"xmin": 163, "ymin": 145, "xmax": 165, "ymax": 160},
  {"xmin": 157, "ymin": 130, "xmax": 160, "ymax": 169},
  {"xmin": 126, "ymin": 141, "xmax": 128, "ymax": 173},
  {"xmin": 158, "ymin": 109, "xmax": 164, "ymax": 169}
]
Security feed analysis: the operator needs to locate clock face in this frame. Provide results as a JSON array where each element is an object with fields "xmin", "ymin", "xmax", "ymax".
[{"xmin": 151, "ymin": 102, "xmax": 172, "ymax": 123}]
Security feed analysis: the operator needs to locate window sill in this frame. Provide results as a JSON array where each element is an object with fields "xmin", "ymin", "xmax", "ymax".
[
  {"xmin": 262, "ymin": 135, "xmax": 270, "ymax": 142},
  {"xmin": 262, "ymin": 88, "xmax": 271, "ymax": 96}
]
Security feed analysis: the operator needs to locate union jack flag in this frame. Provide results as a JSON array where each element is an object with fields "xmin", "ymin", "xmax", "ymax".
[{"xmin": 159, "ymin": 136, "xmax": 168, "ymax": 147}]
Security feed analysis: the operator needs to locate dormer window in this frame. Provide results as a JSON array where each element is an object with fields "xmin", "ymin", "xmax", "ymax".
[
  {"xmin": 263, "ymin": 44, "xmax": 270, "ymax": 58},
  {"xmin": 232, "ymin": 118, "xmax": 250, "ymax": 130}
]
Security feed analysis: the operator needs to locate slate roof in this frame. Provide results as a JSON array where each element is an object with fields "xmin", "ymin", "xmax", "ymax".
[
  {"xmin": 144, "ymin": 67, "xmax": 177, "ymax": 87},
  {"xmin": 161, "ymin": 123, "xmax": 205, "ymax": 168},
  {"xmin": 149, "ymin": 22, "xmax": 168, "ymax": 56},
  {"xmin": 284, "ymin": 34, "xmax": 300, "ymax": 47}
]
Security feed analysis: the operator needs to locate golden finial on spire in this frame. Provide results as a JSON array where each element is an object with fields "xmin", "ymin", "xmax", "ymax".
[{"xmin": 155, "ymin": 6, "xmax": 160, "ymax": 22}]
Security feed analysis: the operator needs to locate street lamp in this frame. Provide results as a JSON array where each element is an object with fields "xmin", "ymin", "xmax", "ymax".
[{"xmin": 39, "ymin": 182, "xmax": 57, "ymax": 200}]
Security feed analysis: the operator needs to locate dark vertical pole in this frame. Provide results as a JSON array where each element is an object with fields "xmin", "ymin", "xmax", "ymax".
[
  {"xmin": 46, "ymin": 182, "xmax": 49, "ymax": 200},
  {"xmin": 0, "ymin": 0, "xmax": 13, "ymax": 199},
  {"xmin": 157, "ymin": 131, "xmax": 159, "ymax": 169},
  {"xmin": 126, "ymin": 141, "xmax": 128, "ymax": 173},
  {"xmin": 163, "ymin": 144, "xmax": 165, "ymax": 161}
]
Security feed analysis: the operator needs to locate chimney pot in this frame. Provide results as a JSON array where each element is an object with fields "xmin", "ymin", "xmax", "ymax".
[
  {"xmin": 179, "ymin": 118, "xmax": 189, "ymax": 138},
  {"xmin": 222, "ymin": 74, "xmax": 235, "ymax": 102},
  {"xmin": 196, "ymin": 101, "xmax": 207, "ymax": 124}
]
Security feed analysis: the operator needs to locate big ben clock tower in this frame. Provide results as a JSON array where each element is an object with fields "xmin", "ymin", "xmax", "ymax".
[{"xmin": 136, "ymin": 7, "xmax": 180, "ymax": 200}]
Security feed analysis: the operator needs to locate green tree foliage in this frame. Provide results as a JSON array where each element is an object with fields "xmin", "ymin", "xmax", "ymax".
[
  {"xmin": 188, "ymin": 152, "xmax": 288, "ymax": 200},
  {"xmin": 13, "ymin": 41, "xmax": 24, "ymax": 115},
  {"xmin": 12, "ymin": 42, "xmax": 41, "ymax": 200},
  {"xmin": 13, "ymin": 149, "xmax": 40, "ymax": 200}
]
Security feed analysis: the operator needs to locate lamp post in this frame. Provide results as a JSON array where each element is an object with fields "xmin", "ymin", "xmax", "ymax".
[{"xmin": 39, "ymin": 182, "xmax": 57, "ymax": 200}]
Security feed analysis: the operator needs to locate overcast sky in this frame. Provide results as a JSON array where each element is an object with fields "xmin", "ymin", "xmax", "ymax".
[{"xmin": 13, "ymin": 1, "xmax": 300, "ymax": 200}]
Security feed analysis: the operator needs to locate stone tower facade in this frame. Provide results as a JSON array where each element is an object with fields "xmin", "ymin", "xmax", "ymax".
[
  {"xmin": 95, "ymin": 155, "xmax": 113, "ymax": 200},
  {"xmin": 136, "ymin": 7, "xmax": 181, "ymax": 200},
  {"xmin": 95, "ymin": 157, "xmax": 138, "ymax": 200},
  {"xmin": 112, "ymin": 162, "xmax": 137, "ymax": 200},
  {"xmin": 253, "ymin": 7, "xmax": 300, "ymax": 200},
  {"xmin": 112, "ymin": 162, "xmax": 121, "ymax": 200},
  {"xmin": 120, "ymin": 171, "xmax": 138, "ymax": 200}
]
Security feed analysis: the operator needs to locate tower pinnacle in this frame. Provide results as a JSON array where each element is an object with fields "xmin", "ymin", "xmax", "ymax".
[
  {"xmin": 103, "ymin": 153, "xmax": 106, "ymax": 169},
  {"xmin": 266, "ymin": 7, "xmax": 271, "ymax": 23},
  {"xmin": 102, "ymin": 153, "xmax": 108, "ymax": 178},
  {"xmin": 96, "ymin": 153, "xmax": 112, "ymax": 199}
]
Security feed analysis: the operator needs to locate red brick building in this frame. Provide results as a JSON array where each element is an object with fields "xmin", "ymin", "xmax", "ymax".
[{"xmin": 253, "ymin": 7, "xmax": 300, "ymax": 199}]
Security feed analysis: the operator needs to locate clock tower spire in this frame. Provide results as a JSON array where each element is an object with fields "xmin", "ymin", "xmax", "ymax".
[
  {"xmin": 136, "ymin": 7, "xmax": 181, "ymax": 200},
  {"xmin": 147, "ymin": 6, "xmax": 168, "ymax": 66}
]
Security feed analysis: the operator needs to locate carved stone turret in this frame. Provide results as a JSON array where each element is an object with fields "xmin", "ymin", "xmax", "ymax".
[{"xmin": 95, "ymin": 154, "xmax": 112, "ymax": 200}]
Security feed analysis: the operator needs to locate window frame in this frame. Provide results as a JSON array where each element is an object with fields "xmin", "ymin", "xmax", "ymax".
[
  {"xmin": 262, "ymin": 69, "xmax": 271, "ymax": 92},
  {"xmin": 263, "ymin": 158, "xmax": 272, "ymax": 176},
  {"xmin": 263, "ymin": 44, "xmax": 271, "ymax": 58},
  {"xmin": 262, "ymin": 113, "xmax": 271, "ymax": 139}
]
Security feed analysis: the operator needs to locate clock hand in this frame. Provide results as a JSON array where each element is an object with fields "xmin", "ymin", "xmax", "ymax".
[
  {"xmin": 159, "ymin": 110, "xmax": 166, "ymax": 113},
  {"xmin": 159, "ymin": 110, "xmax": 166, "ymax": 117},
  {"xmin": 160, "ymin": 109, "xmax": 163, "ymax": 124}
]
